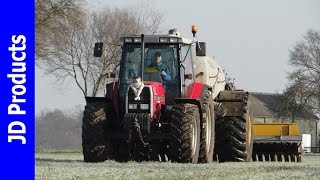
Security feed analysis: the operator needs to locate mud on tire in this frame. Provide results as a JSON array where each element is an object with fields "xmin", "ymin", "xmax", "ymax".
[
  {"xmin": 82, "ymin": 102, "xmax": 109, "ymax": 162},
  {"xmin": 215, "ymin": 101, "xmax": 253, "ymax": 162},
  {"xmin": 169, "ymin": 103, "xmax": 201, "ymax": 163}
]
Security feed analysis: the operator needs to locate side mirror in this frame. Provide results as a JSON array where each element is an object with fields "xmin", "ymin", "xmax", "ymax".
[
  {"xmin": 94, "ymin": 42, "xmax": 103, "ymax": 57},
  {"xmin": 196, "ymin": 42, "xmax": 206, "ymax": 56},
  {"xmin": 184, "ymin": 74, "xmax": 193, "ymax": 80}
]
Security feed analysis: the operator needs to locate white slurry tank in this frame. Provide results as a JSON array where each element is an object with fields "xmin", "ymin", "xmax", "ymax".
[{"xmin": 193, "ymin": 55, "xmax": 226, "ymax": 99}]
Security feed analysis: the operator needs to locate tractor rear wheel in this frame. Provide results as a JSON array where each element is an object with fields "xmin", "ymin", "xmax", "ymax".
[
  {"xmin": 199, "ymin": 91, "xmax": 215, "ymax": 163},
  {"xmin": 215, "ymin": 102, "xmax": 253, "ymax": 162},
  {"xmin": 82, "ymin": 102, "xmax": 109, "ymax": 162},
  {"xmin": 170, "ymin": 103, "xmax": 201, "ymax": 163}
]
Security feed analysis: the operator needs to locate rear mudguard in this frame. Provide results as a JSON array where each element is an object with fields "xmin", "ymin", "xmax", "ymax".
[
  {"xmin": 217, "ymin": 91, "xmax": 250, "ymax": 117},
  {"xmin": 174, "ymin": 84, "xmax": 211, "ymax": 115},
  {"xmin": 174, "ymin": 98, "xmax": 201, "ymax": 109}
]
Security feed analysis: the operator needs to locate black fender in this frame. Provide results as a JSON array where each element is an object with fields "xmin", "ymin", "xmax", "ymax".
[
  {"xmin": 174, "ymin": 84, "xmax": 212, "ymax": 127},
  {"xmin": 174, "ymin": 98, "xmax": 202, "ymax": 110},
  {"xmin": 85, "ymin": 97, "xmax": 112, "ymax": 104}
]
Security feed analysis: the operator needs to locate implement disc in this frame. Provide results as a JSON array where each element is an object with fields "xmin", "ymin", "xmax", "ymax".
[{"xmin": 252, "ymin": 142, "xmax": 301, "ymax": 162}]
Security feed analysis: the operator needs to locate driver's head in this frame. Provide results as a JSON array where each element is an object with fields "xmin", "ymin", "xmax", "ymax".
[{"xmin": 154, "ymin": 52, "xmax": 162, "ymax": 63}]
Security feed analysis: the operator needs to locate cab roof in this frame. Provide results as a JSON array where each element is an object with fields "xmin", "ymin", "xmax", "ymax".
[{"xmin": 120, "ymin": 34, "xmax": 192, "ymax": 44}]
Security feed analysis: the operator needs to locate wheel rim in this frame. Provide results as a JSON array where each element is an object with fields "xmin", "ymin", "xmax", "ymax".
[
  {"xmin": 248, "ymin": 116, "xmax": 252, "ymax": 146},
  {"xmin": 191, "ymin": 118, "xmax": 197, "ymax": 157},
  {"xmin": 205, "ymin": 108, "xmax": 212, "ymax": 153}
]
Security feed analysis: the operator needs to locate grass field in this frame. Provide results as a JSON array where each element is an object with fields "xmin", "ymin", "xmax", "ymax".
[{"xmin": 36, "ymin": 152, "xmax": 320, "ymax": 180}]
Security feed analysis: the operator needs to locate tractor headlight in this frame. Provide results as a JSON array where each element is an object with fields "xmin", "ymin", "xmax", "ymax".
[
  {"xmin": 124, "ymin": 37, "xmax": 132, "ymax": 42},
  {"xmin": 128, "ymin": 104, "xmax": 138, "ymax": 109},
  {"xmin": 169, "ymin": 37, "xmax": 178, "ymax": 43},
  {"xmin": 133, "ymin": 37, "xmax": 141, "ymax": 42},
  {"xmin": 140, "ymin": 104, "xmax": 149, "ymax": 110},
  {"xmin": 159, "ymin": 37, "xmax": 168, "ymax": 43}
]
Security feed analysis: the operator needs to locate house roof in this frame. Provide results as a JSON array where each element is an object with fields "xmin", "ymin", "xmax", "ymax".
[
  {"xmin": 250, "ymin": 92, "xmax": 319, "ymax": 120},
  {"xmin": 249, "ymin": 95, "xmax": 275, "ymax": 118}
]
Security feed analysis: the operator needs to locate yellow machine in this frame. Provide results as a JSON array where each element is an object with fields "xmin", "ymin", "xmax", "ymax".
[{"xmin": 252, "ymin": 123, "xmax": 302, "ymax": 162}]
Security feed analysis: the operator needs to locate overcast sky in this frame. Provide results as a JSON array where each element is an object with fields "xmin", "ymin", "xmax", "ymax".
[{"xmin": 36, "ymin": 0, "xmax": 320, "ymax": 113}]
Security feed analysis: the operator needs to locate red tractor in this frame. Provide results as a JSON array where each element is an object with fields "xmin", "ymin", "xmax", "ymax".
[{"xmin": 82, "ymin": 26, "xmax": 254, "ymax": 163}]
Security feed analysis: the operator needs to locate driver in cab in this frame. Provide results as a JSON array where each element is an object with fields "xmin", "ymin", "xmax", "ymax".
[{"xmin": 148, "ymin": 52, "xmax": 171, "ymax": 82}]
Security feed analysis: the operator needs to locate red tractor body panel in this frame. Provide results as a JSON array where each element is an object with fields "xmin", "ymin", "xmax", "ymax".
[
  {"xmin": 106, "ymin": 82, "xmax": 119, "ymax": 114},
  {"xmin": 143, "ymin": 81, "xmax": 165, "ymax": 119},
  {"xmin": 185, "ymin": 82, "xmax": 204, "ymax": 99}
]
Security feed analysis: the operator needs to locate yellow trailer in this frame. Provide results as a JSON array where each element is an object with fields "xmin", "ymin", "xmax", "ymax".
[{"xmin": 252, "ymin": 123, "xmax": 302, "ymax": 162}]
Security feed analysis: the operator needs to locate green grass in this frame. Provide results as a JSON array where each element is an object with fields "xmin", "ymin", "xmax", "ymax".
[{"xmin": 36, "ymin": 152, "xmax": 320, "ymax": 180}]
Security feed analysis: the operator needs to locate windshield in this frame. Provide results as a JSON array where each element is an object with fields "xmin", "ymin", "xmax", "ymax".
[
  {"xmin": 116, "ymin": 42, "xmax": 198, "ymax": 115},
  {"xmin": 120, "ymin": 44, "xmax": 179, "ymax": 84}
]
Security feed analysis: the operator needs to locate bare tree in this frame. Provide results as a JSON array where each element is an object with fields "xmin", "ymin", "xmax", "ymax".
[
  {"xmin": 36, "ymin": 0, "xmax": 85, "ymax": 60},
  {"xmin": 133, "ymin": 0, "xmax": 164, "ymax": 34},
  {"xmin": 277, "ymin": 80, "xmax": 312, "ymax": 121},
  {"xmin": 282, "ymin": 29, "xmax": 320, "ymax": 118},
  {"xmin": 36, "ymin": 3, "xmax": 164, "ymax": 97},
  {"xmin": 89, "ymin": 8, "xmax": 138, "ymax": 96}
]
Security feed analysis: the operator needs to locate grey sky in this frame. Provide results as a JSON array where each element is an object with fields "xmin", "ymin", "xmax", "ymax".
[{"xmin": 36, "ymin": 0, "xmax": 320, "ymax": 113}]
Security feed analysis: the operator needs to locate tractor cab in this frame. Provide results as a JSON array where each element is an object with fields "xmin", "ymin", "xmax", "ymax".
[
  {"xmin": 112, "ymin": 31, "xmax": 202, "ymax": 119},
  {"xmin": 118, "ymin": 33, "xmax": 195, "ymax": 101}
]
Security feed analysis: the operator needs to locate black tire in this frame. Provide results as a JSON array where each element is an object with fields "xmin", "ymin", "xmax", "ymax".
[
  {"xmin": 82, "ymin": 102, "xmax": 109, "ymax": 162},
  {"xmin": 199, "ymin": 91, "xmax": 215, "ymax": 163},
  {"xmin": 114, "ymin": 139, "xmax": 130, "ymax": 162},
  {"xmin": 215, "ymin": 102, "xmax": 253, "ymax": 162},
  {"xmin": 170, "ymin": 103, "xmax": 201, "ymax": 163},
  {"xmin": 133, "ymin": 140, "xmax": 162, "ymax": 162},
  {"xmin": 133, "ymin": 137, "xmax": 150, "ymax": 162}
]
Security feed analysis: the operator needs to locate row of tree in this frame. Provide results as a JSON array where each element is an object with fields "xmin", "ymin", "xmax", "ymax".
[{"xmin": 36, "ymin": 106, "xmax": 83, "ymax": 151}]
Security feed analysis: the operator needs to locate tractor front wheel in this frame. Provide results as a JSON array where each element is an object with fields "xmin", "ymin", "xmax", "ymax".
[
  {"xmin": 169, "ymin": 103, "xmax": 201, "ymax": 163},
  {"xmin": 82, "ymin": 102, "xmax": 109, "ymax": 162},
  {"xmin": 199, "ymin": 91, "xmax": 215, "ymax": 163}
]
